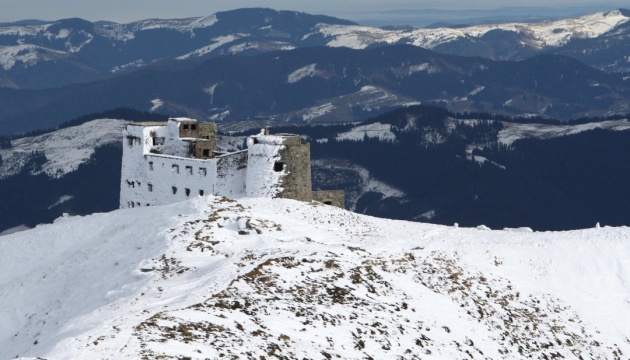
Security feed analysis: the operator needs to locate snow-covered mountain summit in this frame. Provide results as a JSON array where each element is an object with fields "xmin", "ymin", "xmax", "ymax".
[
  {"xmin": 1, "ymin": 195, "xmax": 629, "ymax": 359},
  {"xmin": 1, "ymin": 8, "xmax": 629, "ymax": 89},
  {"xmin": 318, "ymin": 9, "xmax": 630, "ymax": 50}
]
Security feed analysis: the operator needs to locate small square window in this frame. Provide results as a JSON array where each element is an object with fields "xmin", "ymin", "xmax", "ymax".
[
  {"xmin": 199, "ymin": 167, "xmax": 207, "ymax": 176},
  {"xmin": 183, "ymin": 124, "xmax": 189, "ymax": 130},
  {"xmin": 127, "ymin": 137, "xmax": 134, "ymax": 146},
  {"xmin": 274, "ymin": 161, "xmax": 285, "ymax": 172},
  {"xmin": 199, "ymin": 189, "xmax": 204, "ymax": 196},
  {"xmin": 191, "ymin": 124, "xmax": 197, "ymax": 131},
  {"xmin": 148, "ymin": 183, "xmax": 153, "ymax": 192},
  {"xmin": 186, "ymin": 165, "xmax": 193, "ymax": 174},
  {"xmin": 172, "ymin": 186, "xmax": 177, "ymax": 194},
  {"xmin": 202, "ymin": 149, "xmax": 210, "ymax": 157},
  {"xmin": 172, "ymin": 164, "xmax": 179, "ymax": 173},
  {"xmin": 149, "ymin": 161, "xmax": 154, "ymax": 170},
  {"xmin": 185, "ymin": 188, "xmax": 190, "ymax": 196}
]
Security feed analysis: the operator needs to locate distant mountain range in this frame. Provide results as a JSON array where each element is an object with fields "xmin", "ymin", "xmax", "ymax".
[
  {"xmin": 1, "ymin": 44, "xmax": 629, "ymax": 135},
  {"xmin": 0, "ymin": 8, "xmax": 629, "ymax": 91}
]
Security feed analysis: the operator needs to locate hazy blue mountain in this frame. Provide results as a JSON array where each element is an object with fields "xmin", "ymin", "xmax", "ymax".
[
  {"xmin": 1, "ymin": 8, "xmax": 629, "ymax": 90},
  {"xmin": 1, "ymin": 45, "xmax": 629, "ymax": 135}
]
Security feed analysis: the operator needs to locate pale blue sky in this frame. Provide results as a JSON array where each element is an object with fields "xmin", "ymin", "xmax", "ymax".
[{"xmin": 0, "ymin": 0, "xmax": 628, "ymax": 23}]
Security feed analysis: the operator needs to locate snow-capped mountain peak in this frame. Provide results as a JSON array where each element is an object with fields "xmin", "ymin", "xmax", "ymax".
[
  {"xmin": 2, "ymin": 7, "xmax": 630, "ymax": 90},
  {"xmin": 318, "ymin": 8, "xmax": 630, "ymax": 50}
]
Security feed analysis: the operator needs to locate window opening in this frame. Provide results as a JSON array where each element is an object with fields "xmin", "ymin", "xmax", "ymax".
[
  {"xmin": 172, "ymin": 164, "xmax": 179, "ymax": 173},
  {"xmin": 149, "ymin": 161, "xmax": 154, "ymax": 170},
  {"xmin": 183, "ymin": 124, "xmax": 189, "ymax": 130},
  {"xmin": 199, "ymin": 189, "xmax": 204, "ymax": 196},
  {"xmin": 148, "ymin": 183, "xmax": 153, "ymax": 192},
  {"xmin": 324, "ymin": 200, "xmax": 333, "ymax": 205},
  {"xmin": 185, "ymin": 188, "xmax": 191, "ymax": 196},
  {"xmin": 186, "ymin": 165, "xmax": 193, "ymax": 174},
  {"xmin": 191, "ymin": 124, "xmax": 197, "ymax": 131},
  {"xmin": 274, "ymin": 161, "xmax": 285, "ymax": 172},
  {"xmin": 202, "ymin": 149, "xmax": 210, "ymax": 157},
  {"xmin": 172, "ymin": 186, "xmax": 177, "ymax": 194},
  {"xmin": 152, "ymin": 137, "xmax": 164, "ymax": 146},
  {"xmin": 199, "ymin": 167, "xmax": 207, "ymax": 176}
]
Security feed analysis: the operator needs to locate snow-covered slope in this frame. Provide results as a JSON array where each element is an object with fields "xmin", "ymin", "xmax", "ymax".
[
  {"xmin": 0, "ymin": 119, "xmax": 125, "ymax": 179},
  {"xmin": 317, "ymin": 9, "xmax": 630, "ymax": 50},
  {"xmin": 2, "ymin": 195, "xmax": 629, "ymax": 359}
]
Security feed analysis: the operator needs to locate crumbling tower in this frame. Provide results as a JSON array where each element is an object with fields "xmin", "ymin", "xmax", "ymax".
[{"xmin": 245, "ymin": 129, "xmax": 312, "ymax": 201}]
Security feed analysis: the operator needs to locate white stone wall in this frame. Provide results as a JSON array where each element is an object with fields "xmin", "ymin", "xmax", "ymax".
[
  {"xmin": 245, "ymin": 142, "xmax": 285, "ymax": 198},
  {"xmin": 123, "ymin": 154, "xmax": 219, "ymax": 208},
  {"xmin": 216, "ymin": 150, "xmax": 248, "ymax": 197},
  {"xmin": 120, "ymin": 121, "xmax": 249, "ymax": 209}
]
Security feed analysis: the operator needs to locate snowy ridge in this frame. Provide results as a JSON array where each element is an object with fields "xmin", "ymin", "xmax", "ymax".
[
  {"xmin": 101, "ymin": 15, "xmax": 219, "ymax": 40},
  {"xmin": 318, "ymin": 9, "xmax": 630, "ymax": 50},
  {"xmin": 0, "ymin": 119, "xmax": 125, "ymax": 179},
  {"xmin": 1, "ymin": 196, "xmax": 629, "ymax": 359},
  {"xmin": 337, "ymin": 122, "xmax": 396, "ymax": 142},
  {"xmin": 287, "ymin": 63, "xmax": 319, "ymax": 83},
  {"xmin": 498, "ymin": 118, "xmax": 630, "ymax": 145},
  {"xmin": 176, "ymin": 34, "xmax": 243, "ymax": 60},
  {"xmin": 0, "ymin": 45, "xmax": 67, "ymax": 70}
]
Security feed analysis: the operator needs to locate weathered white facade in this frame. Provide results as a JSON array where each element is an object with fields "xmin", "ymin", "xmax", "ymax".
[
  {"xmin": 120, "ymin": 118, "xmax": 344, "ymax": 209},
  {"xmin": 120, "ymin": 119, "xmax": 290, "ymax": 209}
]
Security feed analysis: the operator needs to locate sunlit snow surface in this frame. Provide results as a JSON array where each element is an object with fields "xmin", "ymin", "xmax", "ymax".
[
  {"xmin": 498, "ymin": 119, "xmax": 630, "ymax": 145},
  {"xmin": 1, "ymin": 196, "xmax": 629, "ymax": 359},
  {"xmin": 0, "ymin": 119, "xmax": 126, "ymax": 179},
  {"xmin": 318, "ymin": 9, "xmax": 630, "ymax": 50}
]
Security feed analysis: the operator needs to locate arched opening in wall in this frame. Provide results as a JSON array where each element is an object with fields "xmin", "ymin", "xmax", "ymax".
[{"xmin": 274, "ymin": 161, "xmax": 285, "ymax": 172}]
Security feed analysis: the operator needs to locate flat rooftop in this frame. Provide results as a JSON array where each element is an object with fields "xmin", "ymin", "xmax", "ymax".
[{"xmin": 127, "ymin": 122, "xmax": 167, "ymax": 127}]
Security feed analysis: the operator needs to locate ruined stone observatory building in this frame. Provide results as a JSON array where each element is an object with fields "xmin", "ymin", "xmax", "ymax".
[{"xmin": 120, "ymin": 118, "xmax": 344, "ymax": 209}]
